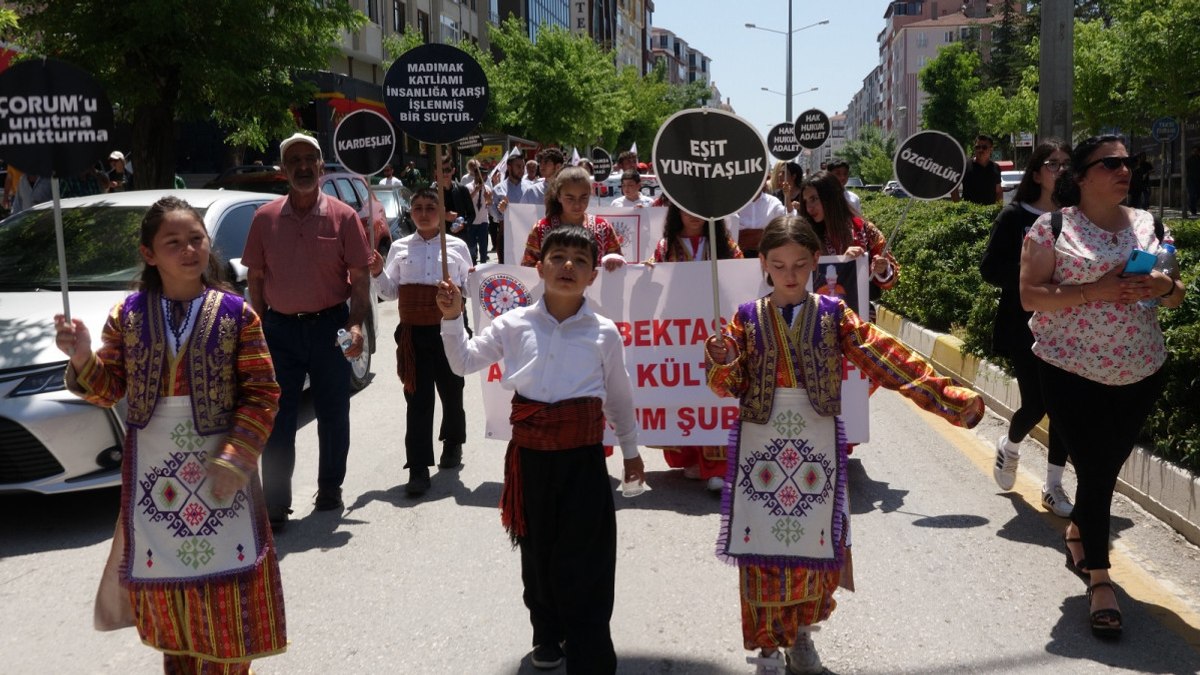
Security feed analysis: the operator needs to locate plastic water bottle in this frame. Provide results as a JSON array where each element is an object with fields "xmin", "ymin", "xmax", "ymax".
[
  {"xmin": 451, "ymin": 216, "xmax": 465, "ymax": 233},
  {"xmin": 335, "ymin": 328, "xmax": 353, "ymax": 356},
  {"xmin": 1139, "ymin": 243, "xmax": 1177, "ymax": 308}
]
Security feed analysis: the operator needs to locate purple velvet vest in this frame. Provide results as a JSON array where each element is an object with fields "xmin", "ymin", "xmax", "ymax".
[
  {"xmin": 737, "ymin": 293, "xmax": 844, "ymax": 423},
  {"xmin": 119, "ymin": 289, "xmax": 245, "ymax": 434}
]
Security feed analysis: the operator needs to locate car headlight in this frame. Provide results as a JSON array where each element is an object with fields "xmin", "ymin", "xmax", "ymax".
[{"xmin": 10, "ymin": 368, "xmax": 68, "ymax": 397}]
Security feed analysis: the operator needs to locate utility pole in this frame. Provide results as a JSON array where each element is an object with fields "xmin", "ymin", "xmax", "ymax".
[
  {"xmin": 1038, "ymin": 1, "xmax": 1073, "ymax": 142},
  {"xmin": 786, "ymin": 1, "xmax": 793, "ymax": 123}
]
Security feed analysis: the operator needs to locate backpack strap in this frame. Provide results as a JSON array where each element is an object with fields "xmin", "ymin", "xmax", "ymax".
[
  {"xmin": 1051, "ymin": 210, "xmax": 1062, "ymax": 241},
  {"xmin": 1153, "ymin": 215, "xmax": 1165, "ymax": 243}
]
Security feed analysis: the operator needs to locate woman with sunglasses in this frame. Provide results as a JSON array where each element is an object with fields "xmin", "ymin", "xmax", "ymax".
[
  {"xmin": 981, "ymin": 140, "xmax": 1074, "ymax": 517},
  {"xmin": 1020, "ymin": 135, "xmax": 1185, "ymax": 640}
]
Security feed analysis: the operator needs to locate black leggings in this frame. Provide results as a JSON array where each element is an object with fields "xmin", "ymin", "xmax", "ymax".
[
  {"xmin": 1038, "ymin": 359, "xmax": 1164, "ymax": 569},
  {"xmin": 1008, "ymin": 347, "xmax": 1068, "ymax": 468}
]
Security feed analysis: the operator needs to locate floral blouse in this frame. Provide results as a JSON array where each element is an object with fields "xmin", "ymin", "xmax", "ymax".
[{"xmin": 1026, "ymin": 206, "xmax": 1168, "ymax": 386}]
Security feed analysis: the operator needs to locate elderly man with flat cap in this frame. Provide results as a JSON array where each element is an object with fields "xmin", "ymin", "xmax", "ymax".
[{"xmin": 243, "ymin": 132, "xmax": 372, "ymax": 530}]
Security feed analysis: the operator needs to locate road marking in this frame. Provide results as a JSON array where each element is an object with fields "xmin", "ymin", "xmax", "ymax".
[{"xmin": 899, "ymin": 394, "xmax": 1200, "ymax": 652}]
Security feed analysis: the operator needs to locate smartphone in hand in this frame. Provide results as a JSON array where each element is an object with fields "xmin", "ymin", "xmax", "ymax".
[{"xmin": 1123, "ymin": 248, "xmax": 1156, "ymax": 275}]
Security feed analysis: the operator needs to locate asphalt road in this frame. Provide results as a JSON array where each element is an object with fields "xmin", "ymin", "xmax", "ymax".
[{"xmin": 3, "ymin": 302, "xmax": 1200, "ymax": 674}]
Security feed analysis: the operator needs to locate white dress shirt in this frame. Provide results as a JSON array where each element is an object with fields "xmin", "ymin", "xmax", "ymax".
[
  {"xmin": 610, "ymin": 194, "xmax": 653, "ymax": 208},
  {"xmin": 441, "ymin": 298, "xmax": 640, "ymax": 458},
  {"xmin": 733, "ymin": 192, "xmax": 786, "ymax": 239},
  {"xmin": 375, "ymin": 231, "xmax": 472, "ymax": 300}
]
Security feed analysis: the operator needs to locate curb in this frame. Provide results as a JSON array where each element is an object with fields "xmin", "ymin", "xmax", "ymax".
[{"xmin": 874, "ymin": 305, "xmax": 1200, "ymax": 548}]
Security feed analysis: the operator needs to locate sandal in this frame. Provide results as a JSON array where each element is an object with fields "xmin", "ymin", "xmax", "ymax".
[
  {"xmin": 1064, "ymin": 535, "xmax": 1088, "ymax": 580},
  {"xmin": 1087, "ymin": 581, "xmax": 1123, "ymax": 640}
]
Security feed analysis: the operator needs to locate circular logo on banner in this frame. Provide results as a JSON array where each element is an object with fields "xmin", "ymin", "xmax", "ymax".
[
  {"xmin": 384, "ymin": 43, "xmax": 489, "ymax": 145},
  {"xmin": 479, "ymin": 273, "xmax": 531, "ymax": 318},
  {"xmin": 333, "ymin": 109, "xmax": 396, "ymax": 176},
  {"xmin": 591, "ymin": 147, "xmax": 613, "ymax": 182},
  {"xmin": 767, "ymin": 122, "xmax": 801, "ymax": 161},
  {"xmin": 0, "ymin": 59, "xmax": 115, "ymax": 177},
  {"xmin": 893, "ymin": 130, "xmax": 967, "ymax": 201},
  {"xmin": 652, "ymin": 108, "xmax": 769, "ymax": 219},
  {"xmin": 793, "ymin": 109, "xmax": 830, "ymax": 150}
]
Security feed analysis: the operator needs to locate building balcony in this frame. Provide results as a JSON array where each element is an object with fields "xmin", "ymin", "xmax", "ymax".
[{"xmin": 341, "ymin": 22, "xmax": 384, "ymax": 65}]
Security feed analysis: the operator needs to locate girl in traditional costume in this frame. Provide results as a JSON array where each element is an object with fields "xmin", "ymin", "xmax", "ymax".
[
  {"xmin": 705, "ymin": 216, "xmax": 982, "ymax": 675},
  {"xmin": 521, "ymin": 166, "xmax": 626, "ymax": 271},
  {"xmin": 56, "ymin": 196, "xmax": 284, "ymax": 675},
  {"xmin": 647, "ymin": 200, "xmax": 743, "ymax": 492}
]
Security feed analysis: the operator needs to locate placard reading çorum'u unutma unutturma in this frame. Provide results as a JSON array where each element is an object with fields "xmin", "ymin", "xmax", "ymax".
[
  {"xmin": 383, "ymin": 43, "xmax": 489, "ymax": 145},
  {"xmin": 0, "ymin": 58, "xmax": 114, "ymax": 177},
  {"xmin": 652, "ymin": 108, "xmax": 769, "ymax": 219}
]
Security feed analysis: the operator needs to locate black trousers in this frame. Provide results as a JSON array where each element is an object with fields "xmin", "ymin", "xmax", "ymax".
[
  {"xmin": 1039, "ymin": 359, "xmax": 1164, "ymax": 569},
  {"xmin": 518, "ymin": 444, "xmax": 617, "ymax": 675},
  {"xmin": 1008, "ymin": 346, "xmax": 1068, "ymax": 468},
  {"xmin": 399, "ymin": 324, "xmax": 465, "ymax": 469}
]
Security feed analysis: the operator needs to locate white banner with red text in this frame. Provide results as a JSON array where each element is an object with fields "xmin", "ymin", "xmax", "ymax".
[{"xmin": 466, "ymin": 256, "xmax": 871, "ymax": 447}]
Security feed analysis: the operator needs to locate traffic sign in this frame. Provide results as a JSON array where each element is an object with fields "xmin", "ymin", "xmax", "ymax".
[
  {"xmin": 384, "ymin": 43, "xmax": 489, "ymax": 145},
  {"xmin": 893, "ymin": 131, "xmax": 966, "ymax": 201},
  {"xmin": 0, "ymin": 59, "xmax": 114, "ymax": 177},
  {"xmin": 652, "ymin": 108, "xmax": 769, "ymax": 219},
  {"xmin": 1152, "ymin": 117, "xmax": 1180, "ymax": 144},
  {"xmin": 793, "ymin": 109, "xmax": 830, "ymax": 150},
  {"xmin": 767, "ymin": 122, "xmax": 801, "ymax": 161},
  {"xmin": 333, "ymin": 109, "xmax": 396, "ymax": 176}
]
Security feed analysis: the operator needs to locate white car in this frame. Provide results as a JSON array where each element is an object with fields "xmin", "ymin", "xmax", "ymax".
[
  {"xmin": 0, "ymin": 189, "xmax": 376, "ymax": 494},
  {"xmin": 1001, "ymin": 170, "xmax": 1024, "ymax": 205}
]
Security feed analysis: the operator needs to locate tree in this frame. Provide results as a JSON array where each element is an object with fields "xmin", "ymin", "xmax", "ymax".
[
  {"xmin": 1072, "ymin": 17, "xmax": 1130, "ymax": 136},
  {"xmin": 4, "ymin": 1, "xmax": 364, "ymax": 188},
  {"xmin": 919, "ymin": 43, "xmax": 983, "ymax": 146},
  {"xmin": 835, "ymin": 125, "xmax": 895, "ymax": 185},
  {"xmin": 970, "ymin": 42, "xmax": 1040, "ymax": 144},
  {"xmin": 1112, "ymin": 0, "xmax": 1200, "ymax": 125},
  {"xmin": 488, "ymin": 18, "xmax": 626, "ymax": 148},
  {"xmin": 984, "ymin": 0, "xmax": 1025, "ymax": 95}
]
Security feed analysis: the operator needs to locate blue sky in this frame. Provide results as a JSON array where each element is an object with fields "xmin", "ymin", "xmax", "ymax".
[{"xmin": 652, "ymin": 1, "xmax": 884, "ymax": 140}]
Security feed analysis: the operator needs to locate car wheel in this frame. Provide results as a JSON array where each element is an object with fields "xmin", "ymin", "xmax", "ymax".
[{"xmin": 350, "ymin": 313, "xmax": 373, "ymax": 391}]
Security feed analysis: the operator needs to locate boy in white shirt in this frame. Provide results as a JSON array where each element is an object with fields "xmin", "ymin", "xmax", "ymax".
[
  {"xmin": 609, "ymin": 170, "xmax": 654, "ymax": 208},
  {"xmin": 370, "ymin": 187, "xmax": 472, "ymax": 496},
  {"xmin": 437, "ymin": 226, "xmax": 643, "ymax": 673}
]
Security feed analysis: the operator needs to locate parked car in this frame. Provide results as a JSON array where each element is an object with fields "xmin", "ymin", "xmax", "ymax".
[
  {"xmin": 0, "ymin": 189, "xmax": 378, "ymax": 495},
  {"xmin": 370, "ymin": 184, "xmax": 413, "ymax": 241},
  {"xmin": 846, "ymin": 176, "xmax": 865, "ymax": 188},
  {"xmin": 321, "ymin": 172, "xmax": 390, "ymax": 256},
  {"xmin": 883, "ymin": 180, "xmax": 910, "ymax": 198},
  {"xmin": 1001, "ymin": 170, "xmax": 1024, "ymax": 205}
]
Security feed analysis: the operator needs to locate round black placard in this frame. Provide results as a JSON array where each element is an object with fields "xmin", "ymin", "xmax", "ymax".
[
  {"xmin": 591, "ymin": 147, "xmax": 613, "ymax": 182},
  {"xmin": 384, "ymin": 43, "xmax": 489, "ymax": 145},
  {"xmin": 652, "ymin": 108, "xmax": 769, "ymax": 219},
  {"xmin": 0, "ymin": 58, "xmax": 114, "ymax": 177},
  {"xmin": 767, "ymin": 122, "xmax": 801, "ymax": 161},
  {"xmin": 893, "ymin": 130, "xmax": 966, "ymax": 201},
  {"xmin": 333, "ymin": 109, "xmax": 396, "ymax": 176},
  {"xmin": 793, "ymin": 109, "xmax": 830, "ymax": 151}
]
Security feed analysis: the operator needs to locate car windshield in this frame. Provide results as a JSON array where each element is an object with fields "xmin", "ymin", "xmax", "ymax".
[
  {"xmin": 373, "ymin": 190, "xmax": 400, "ymax": 219},
  {"xmin": 0, "ymin": 204, "xmax": 205, "ymax": 291}
]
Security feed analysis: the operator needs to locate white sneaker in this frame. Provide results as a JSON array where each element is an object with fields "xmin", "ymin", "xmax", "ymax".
[
  {"xmin": 992, "ymin": 434, "xmax": 1020, "ymax": 491},
  {"xmin": 706, "ymin": 476, "xmax": 725, "ymax": 492},
  {"xmin": 786, "ymin": 631, "xmax": 823, "ymax": 674},
  {"xmin": 1042, "ymin": 483, "xmax": 1074, "ymax": 518},
  {"xmin": 747, "ymin": 650, "xmax": 787, "ymax": 675},
  {"xmin": 682, "ymin": 464, "xmax": 702, "ymax": 480}
]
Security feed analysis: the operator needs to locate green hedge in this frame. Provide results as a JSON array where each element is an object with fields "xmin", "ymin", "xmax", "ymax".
[{"xmin": 859, "ymin": 193, "xmax": 1200, "ymax": 473}]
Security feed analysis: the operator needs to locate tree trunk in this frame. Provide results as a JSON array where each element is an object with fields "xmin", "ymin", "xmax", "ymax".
[{"xmin": 130, "ymin": 66, "xmax": 181, "ymax": 190}]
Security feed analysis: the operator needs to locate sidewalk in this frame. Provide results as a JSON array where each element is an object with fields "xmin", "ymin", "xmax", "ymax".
[{"xmin": 874, "ymin": 304, "xmax": 1200, "ymax": 548}]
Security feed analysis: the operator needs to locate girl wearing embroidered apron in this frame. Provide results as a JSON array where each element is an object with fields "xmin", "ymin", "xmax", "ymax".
[
  {"xmin": 56, "ymin": 197, "xmax": 285, "ymax": 675},
  {"xmin": 647, "ymin": 200, "xmax": 744, "ymax": 492},
  {"xmin": 705, "ymin": 216, "xmax": 983, "ymax": 675}
]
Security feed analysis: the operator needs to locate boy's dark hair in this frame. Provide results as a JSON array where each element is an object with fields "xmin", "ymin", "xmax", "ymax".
[
  {"xmin": 617, "ymin": 150, "xmax": 637, "ymax": 164},
  {"xmin": 1053, "ymin": 134, "xmax": 1124, "ymax": 207},
  {"xmin": 541, "ymin": 225, "xmax": 599, "ymax": 267},
  {"xmin": 826, "ymin": 158, "xmax": 850, "ymax": 172},
  {"xmin": 976, "ymin": 134, "xmax": 994, "ymax": 146},
  {"xmin": 536, "ymin": 147, "xmax": 565, "ymax": 165},
  {"xmin": 138, "ymin": 196, "xmax": 232, "ymax": 293},
  {"xmin": 1013, "ymin": 139, "xmax": 1071, "ymax": 205},
  {"xmin": 411, "ymin": 186, "xmax": 440, "ymax": 205},
  {"xmin": 758, "ymin": 216, "xmax": 820, "ymax": 286},
  {"xmin": 620, "ymin": 169, "xmax": 641, "ymax": 184}
]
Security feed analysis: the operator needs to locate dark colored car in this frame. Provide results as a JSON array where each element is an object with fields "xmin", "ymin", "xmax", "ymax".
[{"xmin": 370, "ymin": 184, "xmax": 414, "ymax": 241}]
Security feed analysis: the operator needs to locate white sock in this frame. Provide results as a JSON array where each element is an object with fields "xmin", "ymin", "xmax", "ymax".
[{"xmin": 1046, "ymin": 463, "xmax": 1065, "ymax": 487}]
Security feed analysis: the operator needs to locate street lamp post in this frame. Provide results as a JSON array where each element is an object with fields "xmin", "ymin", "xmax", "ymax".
[{"xmin": 746, "ymin": 8, "xmax": 829, "ymax": 122}]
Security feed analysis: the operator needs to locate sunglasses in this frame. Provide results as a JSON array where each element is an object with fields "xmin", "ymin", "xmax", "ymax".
[{"xmin": 1082, "ymin": 156, "xmax": 1137, "ymax": 172}]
